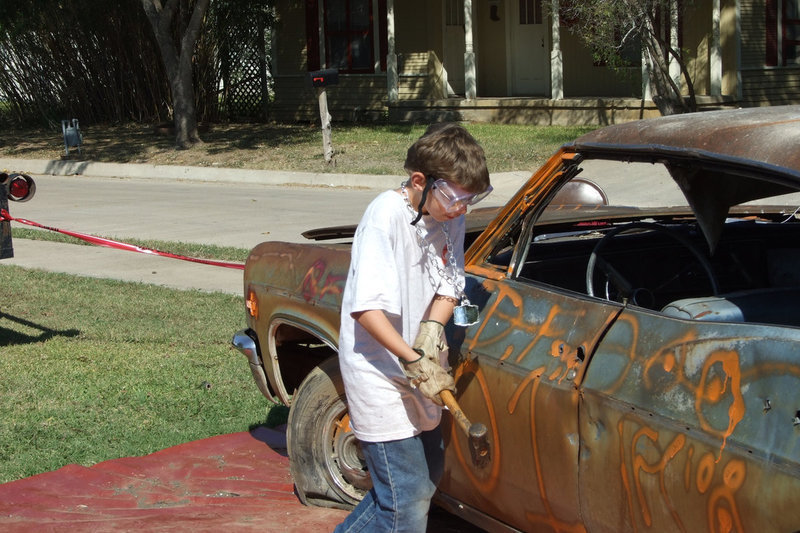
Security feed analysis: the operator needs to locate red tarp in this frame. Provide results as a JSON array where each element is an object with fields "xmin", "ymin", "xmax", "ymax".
[
  {"xmin": 0, "ymin": 426, "xmax": 347, "ymax": 532},
  {"xmin": 0, "ymin": 427, "xmax": 478, "ymax": 532}
]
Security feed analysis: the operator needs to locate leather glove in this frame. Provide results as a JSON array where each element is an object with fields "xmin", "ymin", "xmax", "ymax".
[
  {"xmin": 412, "ymin": 320, "xmax": 448, "ymax": 363},
  {"xmin": 402, "ymin": 351, "xmax": 455, "ymax": 406}
]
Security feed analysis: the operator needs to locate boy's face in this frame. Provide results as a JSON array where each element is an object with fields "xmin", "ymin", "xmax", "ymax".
[
  {"xmin": 428, "ymin": 179, "xmax": 470, "ymax": 220},
  {"xmin": 409, "ymin": 172, "xmax": 491, "ymax": 222}
]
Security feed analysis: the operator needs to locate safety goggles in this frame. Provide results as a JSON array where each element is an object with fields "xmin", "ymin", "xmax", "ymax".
[{"xmin": 430, "ymin": 178, "xmax": 493, "ymax": 213}]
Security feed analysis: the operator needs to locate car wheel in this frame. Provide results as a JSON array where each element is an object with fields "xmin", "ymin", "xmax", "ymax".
[{"xmin": 287, "ymin": 357, "xmax": 371, "ymax": 510}]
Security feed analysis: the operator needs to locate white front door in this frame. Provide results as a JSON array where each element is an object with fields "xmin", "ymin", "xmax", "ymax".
[
  {"xmin": 511, "ymin": 0, "xmax": 548, "ymax": 95},
  {"xmin": 443, "ymin": 0, "xmax": 465, "ymax": 96}
]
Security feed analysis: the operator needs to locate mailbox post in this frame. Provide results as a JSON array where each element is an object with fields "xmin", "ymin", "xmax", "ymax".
[{"xmin": 307, "ymin": 69, "xmax": 339, "ymax": 165}]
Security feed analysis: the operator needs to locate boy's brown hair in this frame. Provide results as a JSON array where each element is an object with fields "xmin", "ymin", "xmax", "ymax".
[{"xmin": 404, "ymin": 123, "xmax": 490, "ymax": 193}]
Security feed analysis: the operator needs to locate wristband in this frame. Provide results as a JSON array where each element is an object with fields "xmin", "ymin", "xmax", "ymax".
[{"xmin": 403, "ymin": 349, "xmax": 425, "ymax": 364}]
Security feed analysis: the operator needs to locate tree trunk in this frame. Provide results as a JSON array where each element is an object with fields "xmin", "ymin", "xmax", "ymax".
[
  {"xmin": 638, "ymin": 11, "xmax": 689, "ymax": 116},
  {"xmin": 141, "ymin": 0, "xmax": 210, "ymax": 149},
  {"xmin": 172, "ymin": 51, "xmax": 201, "ymax": 147}
]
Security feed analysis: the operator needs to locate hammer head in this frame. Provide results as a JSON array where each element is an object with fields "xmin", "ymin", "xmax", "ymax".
[{"xmin": 468, "ymin": 422, "xmax": 490, "ymax": 468}]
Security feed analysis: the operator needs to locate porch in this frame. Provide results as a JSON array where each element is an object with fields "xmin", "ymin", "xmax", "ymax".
[{"xmin": 386, "ymin": 95, "xmax": 739, "ymax": 126}]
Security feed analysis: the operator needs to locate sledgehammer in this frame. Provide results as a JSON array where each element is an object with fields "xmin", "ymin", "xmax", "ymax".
[{"xmin": 440, "ymin": 389, "xmax": 490, "ymax": 468}]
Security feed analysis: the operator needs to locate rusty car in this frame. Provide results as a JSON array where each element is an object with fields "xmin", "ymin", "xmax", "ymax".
[{"xmin": 232, "ymin": 106, "xmax": 800, "ymax": 532}]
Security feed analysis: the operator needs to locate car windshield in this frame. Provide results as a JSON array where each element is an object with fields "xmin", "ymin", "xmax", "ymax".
[{"xmin": 487, "ymin": 155, "xmax": 800, "ymax": 316}]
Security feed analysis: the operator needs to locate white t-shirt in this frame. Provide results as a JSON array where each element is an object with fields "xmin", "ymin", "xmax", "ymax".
[{"xmin": 338, "ymin": 189, "xmax": 465, "ymax": 442}]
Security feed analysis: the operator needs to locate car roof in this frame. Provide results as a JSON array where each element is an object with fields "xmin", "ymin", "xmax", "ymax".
[
  {"xmin": 568, "ymin": 106, "xmax": 800, "ymax": 250},
  {"xmin": 570, "ymin": 105, "xmax": 800, "ymax": 181}
]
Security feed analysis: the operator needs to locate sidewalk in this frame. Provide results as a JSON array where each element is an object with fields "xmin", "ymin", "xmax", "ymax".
[
  {"xmin": 1, "ymin": 157, "xmax": 406, "ymax": 189},
  {"xmin": 7, "ymin": 239, "xmax": 245, "ymax": 294}
]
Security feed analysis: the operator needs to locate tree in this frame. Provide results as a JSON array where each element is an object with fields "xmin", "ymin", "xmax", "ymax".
[
  {"xmin": 141, "ymin": 0, "xmax": 211, "ymax": 149},
  {"xmin": 559, "ymin": 0, "xmax": 697, "ymax": 116},
  {"xmin": 0, "ymin": 0, "xmax": 170, "ymax": 126}
]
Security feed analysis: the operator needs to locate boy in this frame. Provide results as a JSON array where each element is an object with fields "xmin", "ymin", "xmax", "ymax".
[{"xmin": 335, "ymin": 123, "xmax": 492, "ymax": 532}]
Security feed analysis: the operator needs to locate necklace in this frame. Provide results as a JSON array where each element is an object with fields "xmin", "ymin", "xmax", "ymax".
[{"xmin": 400, "ymin": 182, "xmax": 479, "ymax": 326}]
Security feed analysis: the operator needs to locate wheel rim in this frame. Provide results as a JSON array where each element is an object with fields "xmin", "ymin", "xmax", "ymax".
[{"xmin": 321, "ymin": 401, "xmax": 371, "ymax": 503}]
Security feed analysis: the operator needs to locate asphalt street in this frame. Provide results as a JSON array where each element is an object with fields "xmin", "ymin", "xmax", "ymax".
[{"xmin": 0, "ymin": 158, "xmax": 530, "ymax": 295}]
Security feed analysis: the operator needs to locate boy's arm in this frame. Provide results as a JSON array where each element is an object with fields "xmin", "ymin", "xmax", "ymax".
[
  {"xmin": 352, "ymin": 309, "xmax": 420, "ymax": 363},
  {"xmin": 428, "ymin": 294, "xmax": 456, "ymax": 324},
  {"xmin": 354, "ymin": 297, "xmax": 454, "ymax": 362},
  {"xmin": 353, "ymin": 309, "xmax": 455, "ymax": 404}
]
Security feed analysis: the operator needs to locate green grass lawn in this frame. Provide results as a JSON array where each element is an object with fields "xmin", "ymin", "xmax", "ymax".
[
  {"xmin": 0, "ymin": 264, "xmax": 285, "ymax": 484},
  {"xmin": 0, "ymin": 122, "xmax": 597, "ymax": 175}
]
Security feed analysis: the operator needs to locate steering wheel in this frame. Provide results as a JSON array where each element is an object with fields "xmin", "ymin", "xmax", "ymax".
[{"xmin": 585, "ymin": 222, "xmax": 719, "ymax": 308}]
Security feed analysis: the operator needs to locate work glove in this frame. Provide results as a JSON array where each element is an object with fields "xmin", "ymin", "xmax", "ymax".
[
  {"xmin": 412, "ymin": 320, "xmax": 448, "ymax": 363},
  {"xmin": 402, "ymin": 351, "xmax": 455, "ymax": 406}
]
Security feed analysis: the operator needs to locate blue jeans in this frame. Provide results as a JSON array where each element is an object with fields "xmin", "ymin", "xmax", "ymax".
[{"xmin": 334, "ymin": 426, "xmax": 444, "ymax": 533}]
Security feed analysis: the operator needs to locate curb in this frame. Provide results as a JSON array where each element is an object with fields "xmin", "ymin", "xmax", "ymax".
[{"xmin": 0, "ymin": 158, "xmax": 531, "ymax": 192}]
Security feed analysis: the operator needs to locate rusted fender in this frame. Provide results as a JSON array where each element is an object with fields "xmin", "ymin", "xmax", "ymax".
[{"xmin": 244, "ymin": 241, "xmax": 351, "ymax": 309}]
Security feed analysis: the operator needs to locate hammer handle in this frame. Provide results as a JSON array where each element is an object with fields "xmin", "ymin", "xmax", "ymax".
[{"xmin": 440, "ymin": 389, "xmax": 472, "ymax": 435}]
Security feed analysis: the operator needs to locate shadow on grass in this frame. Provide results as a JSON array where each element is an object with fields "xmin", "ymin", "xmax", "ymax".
[
  {"xmin": 250, "ymin": 403, "xmax": 290, "ymax": 430},
  {"xmin": 203, "ymin": 124, "xmax": 320, "ymax": 154},
  {"xmin": 1, "ymin": 122, "xmax": 354, "ymax": 160},
  {"xmin": 0, "ymin": 311, "xmax": 81, "ymax": 346}
]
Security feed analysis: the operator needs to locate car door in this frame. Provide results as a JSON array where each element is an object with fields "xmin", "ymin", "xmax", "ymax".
[
  {"xmin": 437, "ymin": 158, "xmax": 629, "ymax": 531},
  {"xmin": 580, "ymin": 306, "xmax": 800, "ymax": 532}
]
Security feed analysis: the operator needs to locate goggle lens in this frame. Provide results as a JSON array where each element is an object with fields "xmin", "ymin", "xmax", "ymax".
[{"xmin": 432, "ymin": 179, "xmax": 493, "ymax": 212}]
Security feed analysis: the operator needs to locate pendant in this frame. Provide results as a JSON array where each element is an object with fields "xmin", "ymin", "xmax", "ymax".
[{"xmin": 453, "ymin": 299, "xmax": 480, "ymax": 327}]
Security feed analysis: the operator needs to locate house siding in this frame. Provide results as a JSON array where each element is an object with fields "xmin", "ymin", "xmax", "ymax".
[
  {"xmin": 741, "ymin": 68, "xmax": 800, "ymax": 105},
  {"xmin": 737, "ymin": 0, "xmax": 800, "ymax": 105},
  {"xmin": 272, "ymin": 75, "xmax": 388, "ymax": 122},
  {"xmin": 740, "ymin": 0, "xmax": 766, "ymax": 68},
  {"xmin": 273, "ymin": 1, "xmax": 309, "ymax": 77},
  {"xmin": 560, "ymin": 30, "xmax": 643, "ymax": 98}
]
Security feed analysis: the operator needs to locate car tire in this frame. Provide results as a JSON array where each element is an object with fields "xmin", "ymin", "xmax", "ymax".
[{"xmin": 287, "ymin": 357, "xmax": 371, "ymax": 510}]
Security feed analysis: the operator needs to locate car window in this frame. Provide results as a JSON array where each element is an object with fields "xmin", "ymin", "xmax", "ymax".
[{"xmin": 498, "ymin": 156, "xmax": 800, "ymax": 324}]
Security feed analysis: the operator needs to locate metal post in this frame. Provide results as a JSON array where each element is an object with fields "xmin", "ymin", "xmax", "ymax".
[{"xmin": 317, "ymin": 87, "xmax": 334, "ymax": 165}]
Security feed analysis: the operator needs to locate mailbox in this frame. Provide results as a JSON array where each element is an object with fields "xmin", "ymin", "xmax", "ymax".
[{"xmin": 307, "ymin": 68, "xmax": 339, "ymax": 88}]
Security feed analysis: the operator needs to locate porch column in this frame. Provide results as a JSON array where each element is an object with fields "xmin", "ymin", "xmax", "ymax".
[
  {"xmin": 387, "ymin": 0, "xmax": 398, "ymax": 102},
  {"xmin": 670, "ymin": 0, "xmax": 680, "ymax": 88},
  {"xmin": 735, "ymin": 0, "xmax": 743, "ymax": 100},
  {"xmin": 550, "ymin": 0, "xmax": 564, "ymax": 100},
  {"xmin": 642, "ymin": 51, "xmax": 653, "ymax": 101},
  {"xmin": 464, "ymin": 0, "xmax": 477, "ymax": 100},
  {"xmin": 710, "ymin": 0, "xmax": 722, "ymax": 95}
]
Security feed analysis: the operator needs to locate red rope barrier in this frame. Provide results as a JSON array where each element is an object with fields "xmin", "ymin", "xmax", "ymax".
[{"xmin": 0, "ymin": 209, "xmax": 245, "ymax": 271}]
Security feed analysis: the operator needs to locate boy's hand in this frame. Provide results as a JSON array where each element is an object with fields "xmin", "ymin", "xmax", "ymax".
[
  {"xmin": 402, "ymin": 353, "xmax": 455, "ymax": 406},
  {"xmin": 413, "ymin": 320, "xmax": 448, "ymax": 361}
]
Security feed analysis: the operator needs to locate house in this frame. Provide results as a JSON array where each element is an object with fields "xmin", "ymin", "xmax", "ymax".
[{"xmin": 270, "ymin": 0, "xmax": 800, "ymax": 125}]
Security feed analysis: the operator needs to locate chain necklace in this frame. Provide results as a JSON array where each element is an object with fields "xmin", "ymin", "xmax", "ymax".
[{"xmin": 400, "ymin": 182, "xmax": 479, "ymax": 326}]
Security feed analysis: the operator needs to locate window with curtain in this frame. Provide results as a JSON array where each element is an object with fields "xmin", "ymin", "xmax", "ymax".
[
  {"xmin": 784, "ymin": 0, "xmax": 800, "ymax": 64},
  {"xmin": 324, "ymin": 0, "xmax": 374, "ymax": 72},
  {"xmin": 767, "ymin": 0, "xmax": 800, "ymax": 65},
  {"xmin": 519, "ymin": 0, "xmax": 542, "ymax": 25}
]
